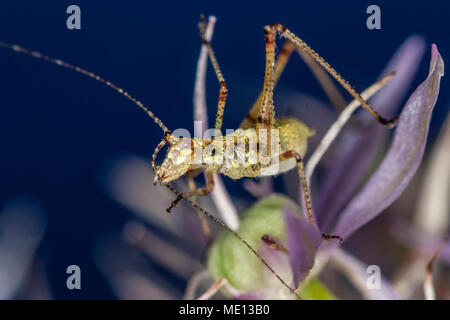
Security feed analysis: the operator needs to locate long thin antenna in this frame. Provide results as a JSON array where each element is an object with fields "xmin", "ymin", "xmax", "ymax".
[
  {"xmin": 163, "ymin": 183, "xmax": 302, "ymax": 299},
  {"xmin": 0, "ymin": 41, "xmax": 171, "ymax": 134}
]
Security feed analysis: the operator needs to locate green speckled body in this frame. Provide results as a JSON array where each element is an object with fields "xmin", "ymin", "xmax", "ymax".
[
  {"xmin": 156, "ymin": 117, "xmax": 314, "ymax": 184},
  {"xmin": 276, "ymin": 117, "xmax": 314, "ymax": 162},
  {"xmin": 217, "ymin": 117, "xmax": 314, "ymax": 179}
]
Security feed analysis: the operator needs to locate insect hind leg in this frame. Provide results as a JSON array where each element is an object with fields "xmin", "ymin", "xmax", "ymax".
[
  {"xmin": 281, "ymin": 150, "xmax": 344, "ymax": 243},
  {"xmin": 265, "ymin": 24, "xmax": 398, "ymax": 128}
]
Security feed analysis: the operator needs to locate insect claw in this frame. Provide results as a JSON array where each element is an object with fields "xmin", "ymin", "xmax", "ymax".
[
  {"xmin": 380, "ymin": 115, "xmax": 399, "ymax": 128},
  {"xmin": 322, "ymin": 233, "xmax": 344, "ymax": 243},
  {"xmin": 166, "ymin": 194, "xmax": 184, "ymax": 213},
  {"xmin": 387, "ymin": 115, "xmax": 399, "ymax": 128},
  {"xmin": 166, "ymin": 201, "xmax": 177, "ymax": 213}
]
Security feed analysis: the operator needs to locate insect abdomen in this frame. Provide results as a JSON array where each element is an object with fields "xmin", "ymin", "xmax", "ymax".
[{"xmin": 219, "ymin": 117, "xmax": 314, "ymax": 179}]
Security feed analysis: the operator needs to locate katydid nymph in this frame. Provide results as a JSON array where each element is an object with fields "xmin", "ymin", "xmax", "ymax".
[{"xmin": 0, "ymin": 16, "xmax": 397, "ymax": 297}]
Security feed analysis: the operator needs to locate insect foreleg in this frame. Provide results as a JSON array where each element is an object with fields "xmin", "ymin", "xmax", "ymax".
[
  {"xmin": 151, "ymin": 134, "xmax": 177, "ymax": 179},
  {"xmin": 198, "ymin": 15, "xmax": 228, "ymax": 132},
  {"xmin": 166, "ymin": 170, "xmax": 216, "ymax": 213},
  {"xmin": 186, "ymin": 171, "xmax": 212, "ymax": 242}
]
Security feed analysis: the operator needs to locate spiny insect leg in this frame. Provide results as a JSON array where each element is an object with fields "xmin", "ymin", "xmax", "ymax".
[
  {"xmin": 265, "ymin": 24, "xmax": 398, "ymax": 128},
  {"xmin": 255, "ymin": 26, "xmax": 278, "ymax": 144},
  {"xmin": 186, "ymin": 171, "xmax": 212, "ymax": 242},
  {"xmin": 241, "ymin": 36, "xmax": 347, "ymax": 128},
  {"xmin": 291, "ymin": 150, "xmax": 316, "ymax": 226},
  {"xmin": 295, "ymin": 47, "xmax": 347, "ymax": 112},
  {"xmin": 198, "ymin": 15, "xmax": 228, "ymax": 132},
  {"xmin": 151, "ymin": 134, "xmax": 174, "ymax": 178},
  {"xmin": 166, "ymin": 170, "xmax": 215, "ymax": 212},
  {"xmin": 281, "ymin": 150, "xmax": 344, "ymax": 242},
  {"xmin": 322, "ymin": 233, "xmax": 344, "ymax": 243},
  {"xmin": 240, "ymin": 40, "xmax": 296, "ymax": 129},
  {"xmin": 262, "ymin": 234, "xmax": 289, "ymax": 254}
]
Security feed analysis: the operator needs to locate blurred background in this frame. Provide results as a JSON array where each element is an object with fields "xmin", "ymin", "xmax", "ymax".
[{"xmin": 0, "ymin": 0, "xmax": 448, "ymax": 299}]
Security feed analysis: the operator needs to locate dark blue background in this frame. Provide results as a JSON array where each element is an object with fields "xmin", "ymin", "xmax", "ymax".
[{"xmin": 0, "ymin": 1, "xmax": 448, "ymax": 298}]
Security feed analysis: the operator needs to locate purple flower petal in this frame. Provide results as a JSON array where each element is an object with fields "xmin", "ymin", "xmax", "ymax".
[
  {"xmin": 333, "ymin": 44, "xmax": 444, "ymax": 239},
  {"xmin": 330, "ymin": 248, "xmax": 400, "ymax": 299},
  {"xmin": 391, "ymin": 218, "xmax": 450, "ymax": 266},
  {"xmin": 437, "ymin": 241, "xmax": 450, "ymax": 265},
  {"xmin": 316, "ymin": 36, "xmax": 426, "ymax": 231},
  {"xmin": 364, "ymin": 35, "xmax": 427, "ymax": 120},
  {"xmin": 193, "ymin": 15, "xmax": 216, "ymax": 134},
  {"xmin": 284, "ymin": 206, "xmax": 322, "ymax": 288}
]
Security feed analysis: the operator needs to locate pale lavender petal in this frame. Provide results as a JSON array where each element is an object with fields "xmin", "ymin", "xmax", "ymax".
[
  {"xmin": 363, "ymin": 35, "xmax": 427, "ymax": 120},
  {"xmin": 234, "ymin": 241, "xmax": 293, "ymax": 300},
  {"xmin": 103, "ymin": 154, "xmax": 216, "ymax": 251},
  {"xmin": 316, "ymin": 127, "xmax": 382, "ymax": 230},
  {"xmin": 317, "ymin": 36, "xmax": 426, "ymax": 231},
  {"xmin": 391, "ymin": 218, "xmax": 450, "ymax": 265},
  {"xmin": 210, "ymin": 174, "xmax": 240, "ymax": 231},
  {"xmin": 193, "ymin": 15, "xmax": 216, "ymax": 134},
  {"xmin": 333, "ymin": 44, "xmax": 444, "ymax": 239},
  {"xmin": 258, "ymin": 238, "xmax": 291, "ymax": 276},
  {"xmin": 439, "ymin": 241, "xmax": 450, "ymax": 265},
  {"xmin": 93, "ymin": 232, "xmax": 179, "ymax": 299},
  {"xmin": 0, "ymin": 197, "xmax": 47, "ymax": 299},
  {"xmin": 330, "ymin": 248, "xmax": 399, "ymax": 299},
  {"xmin": 284, "ymin": 207, "xmax": 322, "ymax": 288},
  {"xmin": 414, "ymin": 111, "xmax": 450, "ymax": 236}
]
